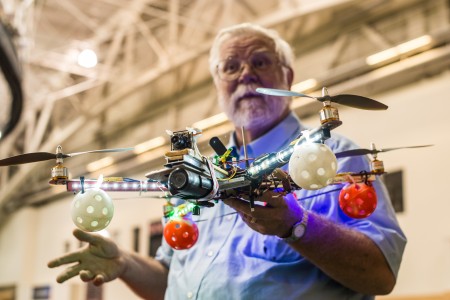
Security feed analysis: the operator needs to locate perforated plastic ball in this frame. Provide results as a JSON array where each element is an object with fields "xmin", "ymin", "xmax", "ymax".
[
  {"xmin": 289, "ymin": 143, "xmax": 337, "ymax": 190},
  {"xmin": 71, "ymin": 188, "xmax": 114, "ymax": 232},
  {"xmin": 339, "ymin": 183, "xmax": 377, "ymax": 219},
  {"xmin": 164, "ymin": 217, "xmax": 199, "ymax": 250}
]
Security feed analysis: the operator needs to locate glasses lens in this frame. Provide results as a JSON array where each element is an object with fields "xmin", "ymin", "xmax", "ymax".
[
  {"xmin": 218, "ymin": 58, "xmax": 240, "ymax": 80},
  {"xmin": 217, "ymin": 52, "xmax": 279, "ymax": 81},
  {"xmin": 250, "ymin": 52, "xmax": 276, "ymax": 71}
]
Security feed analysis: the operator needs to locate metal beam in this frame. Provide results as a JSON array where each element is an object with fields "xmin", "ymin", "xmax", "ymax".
[{"xmin": 56, "ymin": 0, "xmax": 99, "ymax": 32}]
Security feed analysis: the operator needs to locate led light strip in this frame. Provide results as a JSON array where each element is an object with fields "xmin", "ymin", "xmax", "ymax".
[{"xmin": 66, "ymin": 180, "xmax": 167, "ymax": 192}]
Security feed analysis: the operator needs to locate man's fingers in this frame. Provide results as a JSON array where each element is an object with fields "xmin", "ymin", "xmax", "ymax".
[
  {"xmin": 261, "ymin": 193, "xmax": 284, "ymax": 207},
  {"xmin": 80, "ymin": 270, "xmax": 106, "ymax": 285},
  {"xmin": 56, "ymin": 265, "xmax": 82, "ymax": 283},
  {"xmin": 48, "ymin": 252, "xmax": 80, "ymax": 268},
  {"xmin": 79, "ymin": 270, "xmax": 95, "ymax": 282},
  {"xmin": 239, "ymin": 213, "xmax": 252, "ymax": 223},
  {"xmin": 93, "ymin": 274, "xmax": 105, "ymax": 286},
  {"xmin": 73, "ymin": 228, "xmax": 104, "ymax": 245},
  {"xmin": 259, "ymin": 190, "xmax": 292, "ymax": 207},
  {"xmin": 224, "ymin": 197, "xmax": 274, "ymax": 218},
  {"xmin": 223, "ymin": 198, "xmax": 254, "ymax": 217}
]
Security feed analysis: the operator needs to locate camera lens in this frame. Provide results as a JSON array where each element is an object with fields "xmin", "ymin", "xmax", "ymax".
[
  {"xmin": 171, "ymin": 134, "xmax": 188, "ymax": 150},
  {"xmin": 171, "ymin": 135, "xmax": 180, "ymax": 144},
  {"xmin": 169, "ymin": 168, "xmax": 188, "ymax": 189}
]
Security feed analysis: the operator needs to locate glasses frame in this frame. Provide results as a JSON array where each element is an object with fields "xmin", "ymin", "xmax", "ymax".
[{"xmin": 216, "ymin": 51, "xmax": 285, "ymax": 81}]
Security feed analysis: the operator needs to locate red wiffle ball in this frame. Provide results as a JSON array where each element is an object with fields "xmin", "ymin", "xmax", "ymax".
[
  {"xmin": 339, "ymin": 182, "xmax": 377, "ymax": 219},
  {"xmin": 164, "ymin": 217, "xmax": 199, "ymax": 250}
]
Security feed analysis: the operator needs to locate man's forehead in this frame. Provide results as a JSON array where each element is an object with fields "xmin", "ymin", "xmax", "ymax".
[{"xmin": 219, "ymin": 33, "xmax": 276, "ymax": 57}]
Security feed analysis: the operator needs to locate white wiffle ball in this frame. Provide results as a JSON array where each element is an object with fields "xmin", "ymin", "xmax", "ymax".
[
  {"xmin": 289, "ymin": 142, "xmax": 337, "ymax": 190},
  {"xmin": 70, "ymin": 188, "xmax": 114, "ymax": 232}
]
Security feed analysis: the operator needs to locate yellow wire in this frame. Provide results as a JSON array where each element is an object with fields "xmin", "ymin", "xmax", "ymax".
[{"xmin": 217, "ymin": 166, "xmax": 238, "ymax": 181}]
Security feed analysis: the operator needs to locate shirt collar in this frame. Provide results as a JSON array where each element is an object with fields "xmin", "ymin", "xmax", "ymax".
[{"xmin": 229, "ymin": 112, "xmax": 305, "ymax": 160}]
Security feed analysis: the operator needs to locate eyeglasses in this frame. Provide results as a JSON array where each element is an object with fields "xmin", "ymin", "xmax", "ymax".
[{"xmin": 216, "ymin": 52, "xmax": 283, "ymax": 81}]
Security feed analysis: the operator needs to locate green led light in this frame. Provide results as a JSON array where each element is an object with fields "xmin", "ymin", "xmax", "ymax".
[{"xmin": 171, "ymin": 202, "xmax": 196, "ymax": 218}]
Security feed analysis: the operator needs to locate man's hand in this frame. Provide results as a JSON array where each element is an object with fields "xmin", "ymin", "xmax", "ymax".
[
  {"xmin": 48, "ymin": 229, "xmax": 126, "ymax": 286},
  {"xmin": 223, "ymin": 191, "xmax": 302, "ymax": 237}
]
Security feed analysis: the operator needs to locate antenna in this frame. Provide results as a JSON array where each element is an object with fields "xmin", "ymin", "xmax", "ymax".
[{"xmin": 241, "ymin": 127, "xmax": 250, "ymax": 168}]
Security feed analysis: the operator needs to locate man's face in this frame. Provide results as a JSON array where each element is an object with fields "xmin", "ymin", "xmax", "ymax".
[{"xmin": 214, "ymin": 33, "xmax": 293, "ymax": 131}]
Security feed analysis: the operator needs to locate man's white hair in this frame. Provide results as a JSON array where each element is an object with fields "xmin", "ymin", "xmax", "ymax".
[{"xmin": 208, "ymin": 23, "xmax": 295, "ymax": 77}]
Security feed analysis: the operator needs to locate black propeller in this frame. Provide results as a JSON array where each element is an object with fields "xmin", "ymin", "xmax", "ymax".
[
  {"xmin": 0, "ymin": 147, "xmax": 134, "ymax": 166},
  {"xmin": 335, "ymin": 144, "xmax": 433, "ymax": 159},
  {"xmin": 255, "ymin": 87, "xmax": 388, "ymax": 110}
]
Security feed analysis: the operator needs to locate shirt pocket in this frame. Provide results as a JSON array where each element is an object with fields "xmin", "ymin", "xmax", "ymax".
[{"xmin": 242, "ymin": 233, "xmax": 302, "ymax": 263}]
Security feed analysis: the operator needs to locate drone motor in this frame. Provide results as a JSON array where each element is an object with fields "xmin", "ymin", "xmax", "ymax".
[
  {"xmin": 318, "ymin": 88, "xmax": 340, "ymax": 124},
  {"xmin": 51, "ymin": 164, "xmax": 69, "ymax": 181},
  {"xmin": 51, "ymin": 145, "xmax": 69, "ymax": 182}
]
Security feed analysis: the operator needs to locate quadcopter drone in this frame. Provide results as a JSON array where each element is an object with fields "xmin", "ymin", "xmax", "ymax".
[{"xmin": 0, "ymin": 87, "xmax": 431, "ymax": 249}]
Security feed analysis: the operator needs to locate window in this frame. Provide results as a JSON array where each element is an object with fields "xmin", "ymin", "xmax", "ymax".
[
  {"xmin": 148, "ymin": 221, "xmax": 163, "ymax": 257},
  {"xmin": 382, "ymin": 170, "xmax": 404, "ymax": 213}
]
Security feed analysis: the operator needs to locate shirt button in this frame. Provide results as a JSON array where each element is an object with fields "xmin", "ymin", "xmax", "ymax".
[
  {"xmin": 226, "ymin": 215, "xmax": 233, "ymax": 221},
  {"xmin": 207, "ymin": 250, "xmax": 214, "ymax": 257},
  {"xmin": 187, "ymin": 291, "xmax": 193, "ymax": 298}
]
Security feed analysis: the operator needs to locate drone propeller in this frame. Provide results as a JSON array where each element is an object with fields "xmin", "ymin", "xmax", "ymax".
[
  {"xmin": 335, "ymin": 144, "xmax": 433, "ymax": 159},
  {"xmin": 255, "ymin": 87, "xmax": 388, "ymax": 110},
  {"xmin": 0, "ymin": 147, "xmax": 134, "ymax": 166}
]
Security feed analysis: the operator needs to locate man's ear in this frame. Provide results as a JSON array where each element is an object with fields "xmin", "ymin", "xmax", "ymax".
[
  {"xmin": 285, "ymin": 67, "xmax": 294, "ymax": 87},
  {"xmin": 212, "ymin": 74, "xmax": 221, "ymax": 87}
]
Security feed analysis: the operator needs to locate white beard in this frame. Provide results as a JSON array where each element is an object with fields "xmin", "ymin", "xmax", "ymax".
[{"xmin": 218, "ymin": 84, "xmax": 290, "ymax": 130}]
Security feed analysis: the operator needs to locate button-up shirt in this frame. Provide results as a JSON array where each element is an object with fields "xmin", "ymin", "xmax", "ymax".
[{"xmin": 156, "ymin": 112, "xmax": 406, "ymax": 300}]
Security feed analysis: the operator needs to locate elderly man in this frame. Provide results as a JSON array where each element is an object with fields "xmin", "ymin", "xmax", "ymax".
[{"xmin": 48, "ymin": 23, "xmax": 406, "ymax": 300}]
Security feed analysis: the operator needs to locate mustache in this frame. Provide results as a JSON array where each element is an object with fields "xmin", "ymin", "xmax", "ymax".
[{"xmin": 230, "ymin": 85, "xmax": 266, "ymax": 103}]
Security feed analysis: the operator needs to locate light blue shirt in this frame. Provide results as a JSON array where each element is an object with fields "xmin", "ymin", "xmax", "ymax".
[{"xmin": 156, "ymin": 112, "xmax": 406, "ymax": 300}]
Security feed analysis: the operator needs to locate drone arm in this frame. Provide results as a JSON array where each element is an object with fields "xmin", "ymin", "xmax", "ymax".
[
  {"xmin": 329, "ymin": 173, "xmax": 377, "ymax": 185},
  {"xmin": 246, "ymin": 125, "xmax": 333, "ymax": 179}
]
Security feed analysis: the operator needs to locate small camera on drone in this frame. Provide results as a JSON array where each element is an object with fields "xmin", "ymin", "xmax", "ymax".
[{"xmin": 170, "ymin": 130, "xmax": 194, "ymax": 151}]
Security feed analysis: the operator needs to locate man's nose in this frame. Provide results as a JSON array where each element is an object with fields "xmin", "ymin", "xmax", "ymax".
[{"xmin": 238, "ymin": 62, "xmax": 259, "ymax": 83}]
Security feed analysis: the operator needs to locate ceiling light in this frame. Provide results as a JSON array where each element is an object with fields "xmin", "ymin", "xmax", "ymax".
[
  {"xmin": 366, "ymin": 35, "xmax": 432, "ymax": 65},
  {"xmin": 134, "ymin": 136, "xmax": 166, "ymax": 154},
  {"xmin": 77, "ymin": 49, "xmax": 98, "ymax": 68},
  {"xmin": 87, "ymin": 156, "xmax": 114, "ymax": 172},
  {"xmin": 291, "ymin": 78, "xmax": 318, "ymax": 93},
  {"xmin": 192, "ymin": 113, "xmax": 228, "ymax": 130}
]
